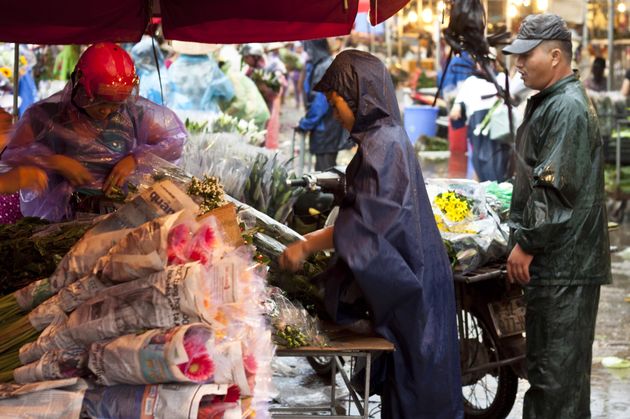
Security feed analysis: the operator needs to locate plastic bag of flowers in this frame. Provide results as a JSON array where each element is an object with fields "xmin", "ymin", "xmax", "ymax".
[
  {"xmin": 426, "ymin": 179, "xmax": 508, "ymax": 272},
  {"xmin": 265, "ymin": 287, "xmax": 328, "ymax": 349},
  {"xmin": 19, "ymin": 262, "xmax": 210, "ymax": 364},
  {"xmin": 87, "ymin": 324, "xmax": 249, "ymax": 388},
  {"xmin": 13, "ymin": 347, "xmax": 88, "ymax": 383}
]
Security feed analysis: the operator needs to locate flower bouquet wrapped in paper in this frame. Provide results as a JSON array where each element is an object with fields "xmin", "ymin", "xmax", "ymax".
[
  {"xmin": 19, "ymin": 263, "xmax": 210, "ymax": 364},
  {"xmin": 88, "ymin": 324, "xmax": 248, "ymax": 389},
  {"xmin": 13, "ymin": 347, "xmax": 88, "ymax": 383}
]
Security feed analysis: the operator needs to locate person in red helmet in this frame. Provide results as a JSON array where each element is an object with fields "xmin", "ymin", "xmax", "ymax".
[{"xmin": 2, "ymin": 43, "xmax": 187, "ymax": 221}]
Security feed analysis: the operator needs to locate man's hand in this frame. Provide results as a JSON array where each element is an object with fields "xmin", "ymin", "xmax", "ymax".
[
  {"xmin": 279, "ymin": 240, "xmax": 308, "ymax": 272},
  {"xmin": 48, "ymin": 155, "xmax": 94, "ymax": 186},
  {"xmin": 449, "ymin": 103, "xmax": 462, "ymax": 121},
  {"xmin": 507, "ymin": 243, "xmax": 534, "ymax": 285},
  {"xmin": 103, "ymin": 155, "xmax": 136, "ymax": 195}
]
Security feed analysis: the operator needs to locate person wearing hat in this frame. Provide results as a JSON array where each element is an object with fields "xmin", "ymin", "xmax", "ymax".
[
  {"xmin": 503, "ymin": 13, "xmax": 611, "ymax": 418},
  {"xmin": 241, "ymin": 43, "xmax": 287, "ymax": 149},
  {"xmin": 166, "ymin": 41, "xmax": 234, "ymax": 117}
]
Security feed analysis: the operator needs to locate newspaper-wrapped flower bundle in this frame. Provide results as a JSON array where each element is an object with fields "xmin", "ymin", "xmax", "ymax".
[{"xmin": 0, "ymin": 176, "xmax": 275, "ymax": 417}]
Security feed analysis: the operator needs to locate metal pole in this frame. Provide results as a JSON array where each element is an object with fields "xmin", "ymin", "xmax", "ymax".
[
  {"xmin": 397, "ymin": 14, "xmax": 403, "ymax": 58},
  {"xmin": 608, "ymin": 0, "xmax": 614, "ymax": 91},
  {"xmin": 385, "ymin": 19, "xmax": 393, "ymax": 64},
  {"xmin": 12, "ymin": 43, "xmax": 19, "ymax": 123},
  {"xmin": 435, "ymin": 17, "xmax": 442, "ymax": 74},
  {"xmin": 582, "ymin": 0, "xmax": 589, "ymax": 52}
]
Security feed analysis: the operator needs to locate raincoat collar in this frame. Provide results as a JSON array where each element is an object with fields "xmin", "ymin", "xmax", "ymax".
[{"xmin": 529, "ymin": 73, "xmax": 578, "ymax": 105}]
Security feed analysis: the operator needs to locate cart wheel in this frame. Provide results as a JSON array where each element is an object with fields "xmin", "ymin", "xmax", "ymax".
[
  {"xmin": 459, "ymin": 309, "xmax": 518, "ymax": 419},
  {"xmin": 306, "ymin": 356, "xmax": 345, "ymax": 379}
]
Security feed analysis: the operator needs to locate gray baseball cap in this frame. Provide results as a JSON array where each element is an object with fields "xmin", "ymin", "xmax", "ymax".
[{"xmin": 503, "ymin": 13, "xmax": 572, "ymax": 55}]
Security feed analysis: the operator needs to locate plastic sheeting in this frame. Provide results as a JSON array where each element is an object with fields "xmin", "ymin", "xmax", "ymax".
[
  {"xmin": 427, "ymin": 178, "xmax": 510, "ymax": 273},
  {"xmin": 2, "ymin": 83, "xmax": 186, "ymax": 221}
]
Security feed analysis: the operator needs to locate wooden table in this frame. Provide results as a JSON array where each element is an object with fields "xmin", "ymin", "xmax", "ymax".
[{"xmin": 272, "ymin": 325, "xmax": 395, "ymax": 419}]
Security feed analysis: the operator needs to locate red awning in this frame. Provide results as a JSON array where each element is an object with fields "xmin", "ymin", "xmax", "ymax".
[
  {"xmin": 0, "ymin": 2, "xmax": 149, "ymax": 45},
  {"xmin": 160, "ymin": 0, "xmax": 359, "ymax": 44},
  {"xmin": 0, "ymin": 0, "xmax": 408, "ymax": 45}
]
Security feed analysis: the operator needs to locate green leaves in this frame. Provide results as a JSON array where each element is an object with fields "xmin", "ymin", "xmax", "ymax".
[
  {"xmin": 243, "ymin": 153, "xmax": 304, "ymax": 224},
  {"xmin": 0, "ymin": 219, "xmax": 90, "ymax": 296}
]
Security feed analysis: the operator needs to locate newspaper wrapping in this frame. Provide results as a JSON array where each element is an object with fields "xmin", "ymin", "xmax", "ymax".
[
  {"xmin": 0, "ymin": 378, "xmax": 87, "ymax": 419},
  {"xmin": 81, "ymin": 382, "xmax": 241, "ymax": 419},
  {"xmin": 13, "ymin": 180, "xmax": 198, "ymax": 312},
  {"xmin": 27, "ymin": 211, "xmax": 192, "ymax": 331},
  {"xmin": 19, "ymin": 263, "xmax": 208, "ymax": 364},
  {"xmin": 87, "ymin": 323, "xmax": 249, "ymax": 394},
  {"xmin": 13, "ymin": 348, "xmax": 88, "ymax": 384}
]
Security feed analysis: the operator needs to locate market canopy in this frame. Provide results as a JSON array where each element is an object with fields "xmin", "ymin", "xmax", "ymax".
[{"xmin": 0, "ymin": 0, "xmax": 409, "ymax": 45}]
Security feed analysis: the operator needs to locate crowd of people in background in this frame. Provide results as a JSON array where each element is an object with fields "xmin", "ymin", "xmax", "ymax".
[{"xmin": 2, "ymin": 23, "xmax": 629, "ymax": 191}]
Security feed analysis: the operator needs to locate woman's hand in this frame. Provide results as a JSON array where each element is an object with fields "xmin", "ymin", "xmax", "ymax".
[
  {"xmin": 0, "ymin": 166, "xmax": 48, "ymax": 194},
  {"xmin": 103, "ymin": 155, "xmax": 136, "ymax": 194},
  {"xmin": 47, "ymin": 155, "xmax": 94, "ymax": 186},
  {"xmin": 279, "ymin": 240, "xmax": 308, "ymax": 272}
]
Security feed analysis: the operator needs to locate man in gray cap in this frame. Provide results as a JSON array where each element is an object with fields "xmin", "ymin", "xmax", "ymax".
[{"xmin": 503, "ymin": 13, "xmax": 611, "ymax": 418}]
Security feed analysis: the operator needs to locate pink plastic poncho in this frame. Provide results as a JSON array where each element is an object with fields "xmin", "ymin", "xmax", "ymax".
[{"xmin": 2, "ymin": 83, "xmax": 186, "ymax": 221}]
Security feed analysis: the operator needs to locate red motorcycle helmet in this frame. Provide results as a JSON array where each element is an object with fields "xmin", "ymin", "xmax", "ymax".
[{"xmin": 74, "ymin": 43, "xmax": 138, "ymax": 105}]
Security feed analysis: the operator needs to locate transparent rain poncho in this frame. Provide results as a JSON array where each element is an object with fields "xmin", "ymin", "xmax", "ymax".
[
  {"xmin": 130, "ymin": 36, "xmax": 170, "ymax": 105},
  {"xmin": 2, "ymin": 82, "xmax": 187, "ymax": 221},
  {"xmin": 166, "ymin": 54, "xmax": 235, "ymax": 117}
]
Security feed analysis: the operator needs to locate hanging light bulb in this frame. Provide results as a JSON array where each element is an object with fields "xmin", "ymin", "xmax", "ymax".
[
  {"xmin": 437, "ymin": 1, "xmax": 446, "ymax": 11},
  {"xmin": 408, "ymin": 10, "xmax": 419, "ymax": 23},
  {"xmin": 536, "ymin": 0, "xmax": 549, "ymax": 11},
  {"xmin": 422, "ymin": 7, "xmax": 434, "ymax": 23},
  {"xmin": 523, "ymin": 0, "xmax": 531, "ymax": 7},
  {"xmin": 618, "ymin": 2, "xmax": 627, "ymax": 13}
]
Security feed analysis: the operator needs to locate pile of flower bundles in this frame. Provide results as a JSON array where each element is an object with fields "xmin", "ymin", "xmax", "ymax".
[{"xmin": 5, "ymin": 209, "xmax": 274, "ymax": 417}]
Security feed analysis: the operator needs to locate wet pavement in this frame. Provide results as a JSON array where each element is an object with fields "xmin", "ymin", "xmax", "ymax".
[{"xmin": 272, "ymin": 104, "xmax": 630, "ymax": 418}]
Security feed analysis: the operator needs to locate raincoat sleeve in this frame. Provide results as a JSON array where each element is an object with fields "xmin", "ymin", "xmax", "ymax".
[
  {"xmin": 333, "ymin": 139, "xmax": 424, "ymax": 325},
  {"xmin": 2, "ymin": 104, "xmax": 56, "ymax": 169},
  {"xmin": 298, "ymin": 92, "xmax": 328, "ymax": 131},
  {"xmin": 513, "ymin": 103, "xmax": 588, "ymax": 254},
  {"xmin": 130, "ymin": 99, "xmax": 187, "ymax": 164}
]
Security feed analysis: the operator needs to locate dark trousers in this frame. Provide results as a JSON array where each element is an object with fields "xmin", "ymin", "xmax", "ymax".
[
  {"xmin": 523, "ymin": 285, "xmax": 601, "ymax": 419},
  {"xmin": 314, "ymin": 152, "xmax": 338, "ymax": 171}
]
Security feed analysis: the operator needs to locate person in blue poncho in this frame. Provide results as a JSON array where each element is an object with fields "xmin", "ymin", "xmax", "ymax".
[
  {"xmin": 280, "ymin": 50, "xmax": 463, "ymax": 419},
  {"xmin": 166, "ymin": 42, "xmax": 234, "ymax": 116},
  {"xmin": 130, "ymin": 35, "xmax": 169, "ymax": 105},
  {"xmin": 296, "ymin": 39, "xmax": 349, "ymax": 171}
]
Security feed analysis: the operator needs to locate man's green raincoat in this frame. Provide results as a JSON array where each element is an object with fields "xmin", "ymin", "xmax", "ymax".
[{"xmin": 510, "ymin": 74, "xmax": 612, "ymax": 418}]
